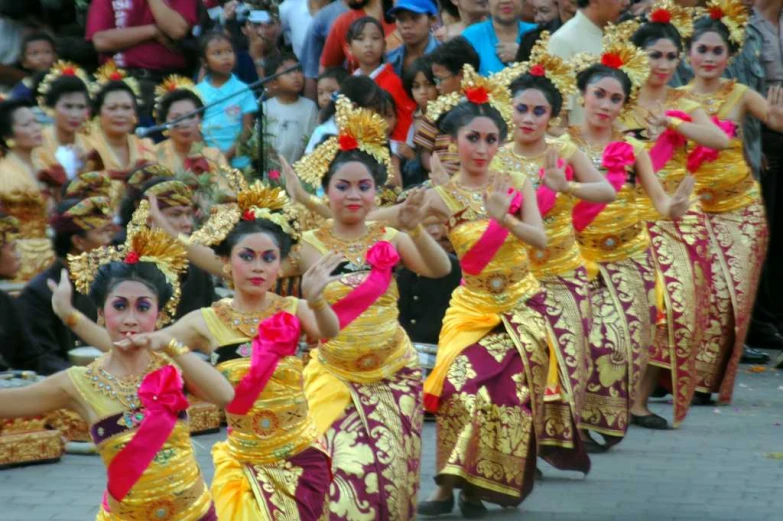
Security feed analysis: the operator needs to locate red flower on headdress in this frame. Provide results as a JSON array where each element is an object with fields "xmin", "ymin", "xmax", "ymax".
[
  {"xmin": 338, "ymin": 133, "xmax": 359, "ymax": 151},
  {"xmin": 242, "ymin": 209, "xmax": 256, "ymax": 221},
  {"xmin": 465, "ymin": 86, "xmax": 489, "ymax": 104},
  {"xmin": 267, "ymin": 170, "xmax": 281, "ymax": 182},
  {"xmin": 124, "ymin": 251, "xmax": 140, "ymax": 264},
  {"xmin": 109, "ymin": 71, "xmax": 123, "ymax": 81},
  {"xmin": 62, "ymin": 66, "xmax": 76, "ymax": 76},
  {"xmin": 650, "ymin": 9, "xmax": 671, "ymax": 23},
  {"xmin": 529, "ymin": 64, "xmax": 546, "ymax": 77},
  {"xmin": 601, "ymin": 53, "xmax": 624, "ymax": 69},
  {"xmin": 709, "ymin": 6, "xmax": 724, "ymax": 19}
]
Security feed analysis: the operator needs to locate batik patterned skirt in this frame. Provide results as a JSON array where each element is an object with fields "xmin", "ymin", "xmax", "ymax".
[
  {"xmin": 696, "ymin": 200, "xmax": 768, "ymax": 403},
  {"xmin": 581, "ymin": 249, "xmax": 657, "ymax": 443},
  {"xmin": 646, "ymin": 209, "xmax": 711, "ymax": 426}
]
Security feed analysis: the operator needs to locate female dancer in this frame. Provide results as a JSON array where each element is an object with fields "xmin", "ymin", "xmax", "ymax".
[
  {"xmin": 493, "ymin": 36, "xmax": 616, "ymax": 468},
  {"xmin": 288, "ymin": 95, "xmax": 452, "ymax": 520},
  {"xmin": 408, "ymin": 65, "xmax": 550, "ymax": 516},
  {"xmin": 0, "ymin": 227, "xmax": 234, "ymax": 520},
  {"xmin": 565, "ymin": 33, "xmax": 694, "ymax": 451},
  {"xmin": 153, "ymin": 76, "xmax": 228, "ymax": 178},
  {"xmin": 33, "ymin": 61, "xmax": 100, "ymax": 203},
  {"xmin": 622, "ymin": 2, "xmax": 731, "ymax": 428},
  {"xmin": 679, "ymin": 0, "xmax": 783, "ymax": 405},
  {"xmin": 0, "ymin": 98, "xmax": 53, "ymax": 282}
]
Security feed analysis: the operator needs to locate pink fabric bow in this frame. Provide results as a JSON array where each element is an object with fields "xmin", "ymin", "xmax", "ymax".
[
  {"xmin": 226, "ymin": 312, "xmax": 301, "ymax": 415},
  {"xmin": 648, "ymin": 110, "xmax": 693, "ymax": 172},
  {"xmin": 537, "ymin": 160, "xmax": 574, "ymax": 217},
  {"xmin": 460, "ymin": 189, "xmax": 524, "ymax": 276},
  {"xmin": 106, "ymin": 365, "xmax": 188, "ymax": 502},
  {"xmin": 686, "ymin": 118, "xmax": 737, "ymax": 172},
  {"xmin": 572, "ymin": 141, "xmax": 634, "ymax": 232},
  {"xmin": 331, "ymin": 241, "xmax": 400, "ymax": 330}
]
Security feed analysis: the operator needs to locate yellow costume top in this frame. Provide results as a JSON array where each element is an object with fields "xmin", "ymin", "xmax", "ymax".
[
  {"xmin": 154, "ymin": 139, "xmax": 228, "ymax": 175},
  {"xmin": 302, "ymin": 221, "xmax": 417, "ymax": 434},
  {"xmin": 0, "ymin": 153, "xmax": 54, "ymax": 282},
  {"xmin": 493, "ymin": 139, "xmax": 584, "ymax": 277},
  {"xmin": 621, "ymin": 90, "xmax": 701, "ymax": 220},
  {"xmin": 563, "ymin": 130, "xmax": 650, "ymax": 264},
  {"xmin": 67, "ymin": 352, "xmax": 213, "ymax": 521},
  {"xmin": 678, "ymin": 80, "xmax": 758, "ymax": 213},
  {"xmin": 32, "ymin": 125, "xmax": 93, "ymax": 176},
  {"xmin": 203, "ymin": 296, "xmax": 320, "ymax": 464}
]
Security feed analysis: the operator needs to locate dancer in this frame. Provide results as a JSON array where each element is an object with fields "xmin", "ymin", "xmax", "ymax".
[
  {"xmin": 494, "ymin": 35, "xmax": 616, "ymax": 469},
  {"xmin": 0, "ymin": 227, "xmax": 234, "ymax": 521},
  {"xmin": 679, "ymin": 0, "xmax": 783, "ymax": 405},
  {"xmin": 287, "ymin": 95, "xmax": 452, "ymax": 520},
  {"xmin": 566, "ymin": 31, "xmax": 694, "ymax": 451}
]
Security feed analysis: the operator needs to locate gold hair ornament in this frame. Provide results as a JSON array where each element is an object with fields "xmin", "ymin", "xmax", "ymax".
[
  {"xmin": 153, "ymin": 75, "xmax": 204, "ymax": 122},
  {"xmin": 37, "ymin": 61, "xmax": 91, "ymax": 108},
  {"xmin": 0, "ymin": 213, "xmax": 19, "ymax": 244},
  {"xmin": 699, "ymin": 0, "xmax": 749, "ymax": 47},
  {"xmin": 497, "ymin": 32, "xmax": 577, "ymax": 101},
  {"xmin": 646, "ymin": 0, "xmax": 695, "ymax": 39},
  {"xmin": 90, "ymin": 60, "xmax": 141, "ymax": 99}
]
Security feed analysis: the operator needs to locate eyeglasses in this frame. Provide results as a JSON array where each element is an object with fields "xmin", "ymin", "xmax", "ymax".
[{"xmin": 433, "ymin": 73, "xmax": 454, "ymax": 86}]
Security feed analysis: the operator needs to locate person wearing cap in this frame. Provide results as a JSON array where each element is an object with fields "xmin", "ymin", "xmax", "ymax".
[
  {"xmin": 461, "ymin": 0, "xmax": 537, "ymax": 75},
  {"xmin": 386, "ymin": 0, "xmax": 441, "ymax": 77},
  {"xmin": 243, "ymin": 9, "xmax": 283, "ymax": 77}
]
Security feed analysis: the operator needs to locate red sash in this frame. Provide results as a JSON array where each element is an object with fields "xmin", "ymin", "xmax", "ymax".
[
  {"xmin": 225, "ymin": 312, "xmax": 301, "ymax": 415},
  {"xmin": 648, "ymin": 110, "xmax": 693, "ymax": 172},
  {"xmin": 572, "ymin": 141, "xmax": 634, "ymax": 231},
  {"xmin": 106, "ymin": 365, "xmax": 189, "ymax": 502},
  {"xmin": 460, "ymin": 189, "xmax": 524, "ymax": 276},
  {"xmin": 331, "ymin": 241, "xmax": 400, "ymax": 329},
  {"xmin": 686, "ymin": 118, "xmax": 737, "ymax": 172}
]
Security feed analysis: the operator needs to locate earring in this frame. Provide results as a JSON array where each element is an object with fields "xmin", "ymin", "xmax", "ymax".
[
  {"xmin": 97, "ymin": 315, "xmax": 105, "ymax": 327},
  {"xmin": 577, "ymin": 96, "xmax": 585, "ymax": 107},
  {"xmin": 222, "ymin": 263, "xmax": 234, "ymax": 289},
  {"xmin": 5, "ymin": 138, "xmax": 15, "ymax": 149}
]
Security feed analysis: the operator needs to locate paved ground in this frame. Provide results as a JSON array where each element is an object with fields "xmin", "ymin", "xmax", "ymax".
[{"xmin": 2, "ymin": 357, "xmax": 782, "ymax": 521}]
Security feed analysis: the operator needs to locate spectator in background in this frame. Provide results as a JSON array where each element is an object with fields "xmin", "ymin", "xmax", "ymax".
[
  {"xmin": 557, "ymin": 0, "xmax": 579, "ymax": 22},
  {"xmin": 10, "ymin": 32, "xmax": 57, "ymax": 101},
  {"xmin": 86, "ymin": 0, "xmax": 199, "ymax": 119},
  {"xmin": 399, "ymin": 56, "xmax": 439, "ymax": 186},
  {"xmin": 386, "ymin": 0, "xmax": 440, "ymax": 77},
  {"xmin": 243, "ymin": 9, "xmax": 282, "ymax": 78},
  {"xmin": 434, "ymin": 0, "xmax": 489, "ymax": 41},
  {"xmin": 316, "ymin": 66, "xmax": 349, "ymax": 112},
  {"xmin": 280, "ymin": 0, "xmax": 331, "ymax": 59},
  {"xmin": 262, "ymin": 53, "xmax": 318, "ymax": 164},
  {"xmin": 301, "ymin": 0, "xmax": 350, "ymax": 100},
  {"xmin": 532, "ymin": 0, "xmax": 561, "ymax": 24},
  {"xmin": 0, "ymin": 15, "xmax": 27, "ymax": 87},
  {"xmin": 462, "ymin": 0, "xmax": 537, "ymax": 75},
  {"xmin": 320, "ymin": 0, "xmax": 400, "ymax": 72}
]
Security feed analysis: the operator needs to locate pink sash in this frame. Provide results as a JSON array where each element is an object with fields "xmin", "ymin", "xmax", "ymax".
[
  {"xmin": 648, "ymin": 110, "xmax": 693, "ymax": 172},
  {"xmin": 331, "ymin": 241, "xmax": 400, "ymax": 329},
  {"xmin": 460, "ymin": 189, "xmax": 524, "ymax": 276},
  {"xmin": 572, "ymin": 141, "xmax": 634, "ymax": 232},
  {"xmin": 226, "ymin": 312, "xmax": 301, "ymax": 415},
  {"xmin": 536, "ymin": 160, "xmax": 574, "ymax": 217},
  {"xmin": 106, "ymin": 365, "xmax": 189, "ymax": 502},
  {"xmin": 686, "ymin": 118, "xmax": 737, "ymax": 172}
]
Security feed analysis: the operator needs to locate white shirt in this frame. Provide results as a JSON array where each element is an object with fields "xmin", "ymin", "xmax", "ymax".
[
  {"xmin": 263, "ymin": 96, "xmax": 319, "ymax": 164},
  {"xmin": 279, "ymin": 0, "xmax": 314, "ymax": 59}
]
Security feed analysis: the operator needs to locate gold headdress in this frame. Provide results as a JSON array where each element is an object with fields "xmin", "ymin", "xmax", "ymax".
[
  {"xmin": 127, "ymin": 163, "xmax": 175, "ymax": 191},
  {"xmin": 153, "ymin": 75, "xmax": 203, "ymax": 122},
  {"xmin": 64, "ymin": 171, "xmax": 113, "ymax": 199},
  {"xmin": 0, "ymin": 212, "xmax": 19, "ymax": 244},
  {"xmin": 426, "ymin": 64, "xmax": 513, "ymax": 131},
  {"xmin": 37, "ymin": 61, "xmax": 91, "ymax": 108},
  {"xmin": 91, "ymin": 60, "xmax": 141, "ymax": 99},
  {"xmin": 143, "ymin": 179, "xmax": 194, "ymax": 209},
  {"xmin": 50, "ymin": 196, "xmax": 112, "ymax": 233},
  {"xmin": 294, "ymin": 95, "xmax": 392, "ymax": 188},
  {"xmin": 496, "ymin": 32, "xmax": 577, "ymax": 101},
  {"xmin": 189, "ymin": 181, "xmax": 301, "ymax": 246},
  {"xmin": 700, "ymin": 0, "xmax": 749, "ymax": 47},
  {"xmin": 646, "ymin": 0, "xmax": 694, "ymax": 39}
]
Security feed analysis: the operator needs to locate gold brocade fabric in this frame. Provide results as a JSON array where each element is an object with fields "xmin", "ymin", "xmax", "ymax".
[
  {"xmin": 67, "ymin": 353, "xmax": 213, "ymax": 521},
  {"xmin": 563, "ymin": 132, "xmax": 651, "ymax": 263},
  {"xmin": 202, "ymin": 296, "xmax": 320, "ymax": 465},
  {"xmin": 32, "ymin": 126, "xmax": 92, "ymax": 174},
  {"xmin": 492, "ymin": 140, "xmax": 584, "ymax": 277},
  {"xmin": 154, "ymin": 140, "xmax": 228, "ymax": 176}
]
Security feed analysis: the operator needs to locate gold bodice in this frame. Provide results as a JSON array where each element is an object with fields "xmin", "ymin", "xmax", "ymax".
[
  {"xmin": 302, "ymin": 222, "xmax": 415, "ymax": 382},
  {"xmin": 564, "ymin": 130, "xmax": 650, "ymax": 263},
  {"xmin": 67, "ymin": 353, "xmax": 211, "ymax": 521},
  {"xmin": 32, "ymin": 126, "xmax": 92, "ymax": 173},
  {"xmin": 154, "ymin": 140, "xmax": 228, "ymax": 174},
  {"xmin": 492, "ymin": 140, "xmax": 583, "ymax": 277},
  {"xmin": 679, "ymin": 81, "xmax": 758, "ymax": 213},
  {"xmin": 434, "ymin": 178, "xmax": 540, "ymax": 311},
  {"xmin": 203, "ymin": 296, "xmax": 319, "ymax": 464}
]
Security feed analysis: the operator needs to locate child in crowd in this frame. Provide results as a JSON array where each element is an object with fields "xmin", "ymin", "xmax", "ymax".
[
  {"xmin": 262, "ymin": 53, "xmax": 318, "ymax": 165},
  {"xmin": 399, "ymin": 57, "xmax": 438, "ymax": 186},
  {"xmin": 386, "ymin": 0, "xmax": 440, "ymax": 77},
  {"xmin": 316, "ymin": 67, "xmax": 349, "ymax": 114},
  {"xmin": 11, "ymin": 33, "xmax": 57, "ymax": 102},
  {"xmin": 346, "ymin": 17, "xmax": 416, "ymax": 153},
  {"xmin": 196, "ymin": 32, "xmax": 257, "ymax": 169}
]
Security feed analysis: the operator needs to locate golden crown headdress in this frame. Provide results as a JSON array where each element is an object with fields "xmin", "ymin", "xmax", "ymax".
[
  {"xmin": 37, "ymin": 61, "xmax": 91, "ymax": 108},
  {"xmin": 646, "ymin": 0, "xmax": 694, "ymax": 39},
  {"xmin": 90, "ymin": 60, "xmax": 141, "ymax": 99},
  {"xmin": 64, "ymin": 171, "xmax": 113, "ymax": 199},
  {"xmin": 153, "ymin": 75, "xmax": 203, "ymax": 122},
  {"xmin": 294, "ymin": 95, "xmax": 392, "ymax": 188},
  {"xmin": 188, "ymin": 180, "xmax": 300, "ymax": 247},
  {"xmin": 496, "ymin": 32, "xmax": 577, "ymax": 101},
  {"xmin": 144, "ymin": 179, "xmax": 194, "ymax": 209},
  {"xmin": 699, "ymin": 0, "xmax": 749, "ymax": 46},
  {"xmin": 426, "ymin": 64, "xmax": 513, "ymax": 131},
  {"xmin": 0, "ymin": 212, "xmax": 19, "ymax": 244}
]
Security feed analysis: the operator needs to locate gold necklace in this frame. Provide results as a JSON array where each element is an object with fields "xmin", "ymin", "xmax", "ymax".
[
  {"xmin": 85, "ymin": 354, "xmax": 161, "ymax": 410},
  {"xmin": 501, "ymin": 144, "xmax": 550, "ymax": 187},
  {"xmin": 314, "ymin": 221, "xmax": 386, "ymax": 266},
  {"xmin": 213, "ymin": 295, "xmax": 288, "ymax": 338},
  {"xmin": 569, "ymin": 127, "xmax": 623, "ymax": 169},
  {"xmin": 683, "ymin": 80, "xmax": 735, "ymax": 116}
]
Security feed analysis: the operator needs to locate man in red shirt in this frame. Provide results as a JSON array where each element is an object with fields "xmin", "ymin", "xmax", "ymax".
[
  {"xmin": 320, "ymin": 0, "xmax": 401, "ymax": 72},
  {"xmin": 86, "ymin": 0, "xmax": 199, "ymax": 117}
]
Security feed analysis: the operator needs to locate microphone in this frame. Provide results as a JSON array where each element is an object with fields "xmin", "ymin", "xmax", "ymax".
[{"xmin": 135, "ymin": 122, "xmax": 171, "ymax": 138}]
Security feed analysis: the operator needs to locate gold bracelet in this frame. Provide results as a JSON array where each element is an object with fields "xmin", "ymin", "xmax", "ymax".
[
  {"xmin": 177, "ymin": 233, "xmax": 192, "ymax": 246},
  {"xmin": 565, "ymin": 181, "xmax": 579, "ymax": 195},
  {"xmin": 163, "ymin": 338, "xmax": 190, "ymax": 358},
  {"xmin": 667, "ymin": 117, "xmax": 684, "ymax": 130},
  {"xmin": 407, "ymin": 224, "xmax": 424, "ymax": 239},
  {"xmin": 64, "ymin": 311, "xmax": 79, "ymax": 328},
  {"xmin": 502, "ymin": 214, "xmax": 516, "ymax": 229},
  {"xmin": 309, "ymin": 297, "xmax": 328, "ymax": 312},
  {"xmin": 308, "ymin": 194, "xmax": 325, "ymax": 209}
]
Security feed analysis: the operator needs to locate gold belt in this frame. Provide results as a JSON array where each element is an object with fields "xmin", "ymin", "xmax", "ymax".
[
  {"xmin": 462, "ymin": 265, "xmax": 530, "ymax": 295},
  {"xmin": 697, "ymin": 174, "xmax": 758, "ymax": 213},
  {"xmin": 577, "ymin": 222, "xmax": 650, "ymax": 262},
  {"xmin": 319, "ymin": 328, "xmax": 408, "ymax": 376},
  {"xmin": 107, "ymin": 477, "xmax": 208, "ymax": 521},
  {"xmin": 227, "ymin": 397, "xmax": 310, "ymax": 437},
  {"xmin": 529, "ymin": 234, "xmax": 582, "ymax": 277}
]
